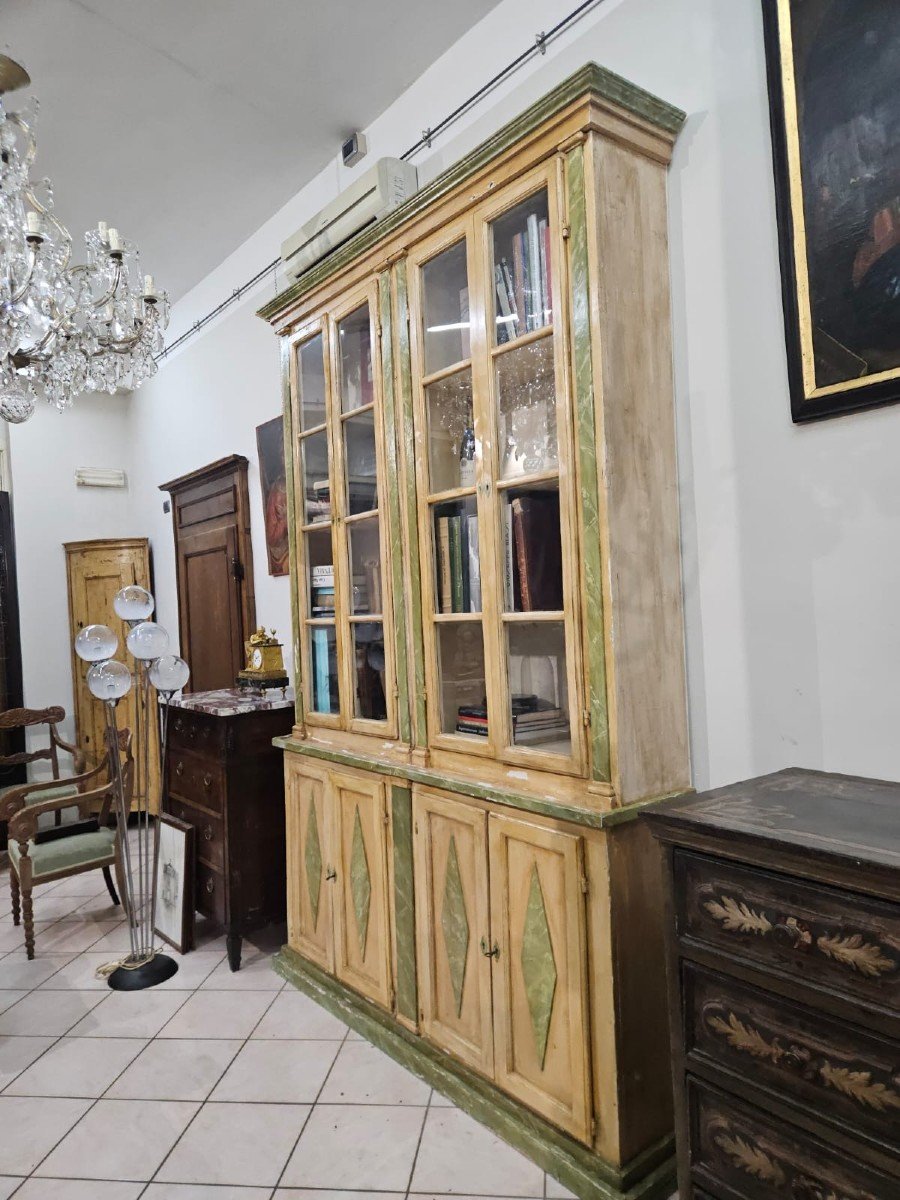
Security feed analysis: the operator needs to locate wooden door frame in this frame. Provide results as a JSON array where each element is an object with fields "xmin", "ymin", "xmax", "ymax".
[{"xmin": 159, "ymin": 454, "xmax": 256, "ymax": 686}]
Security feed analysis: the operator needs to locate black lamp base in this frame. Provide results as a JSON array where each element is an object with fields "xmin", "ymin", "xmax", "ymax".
[{"xmin": 107, "ymin": 952, "xmax": 179, "ymax": 990}]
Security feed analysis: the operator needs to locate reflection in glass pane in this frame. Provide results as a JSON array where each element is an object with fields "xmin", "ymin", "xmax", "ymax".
[
  {"xmin": 306, "ymin": 527, "xmax": 335, "ymax": 617},
  {"xmin": 496, "ymin": 335, "xmax": 557, "ymax": 480},
  {"xmin": 422, "ymin": 240, "xmax": 470, "ymax": 375},
  {"xmin": 309, "ymin": 624, "xmax": 339, "ymax": 714},
  {"xmin": 344, "ymin": 409, "xmax": 378, "ymax": 514},
  {"xmin": 432, "ymin": 497, "xmax": 480, "ymax": 615},
  {"xmin": 338, "ymin": 303, "xmax": 373, "ymax": 413},
  {"xmin": 301, "ymin": 430, "xmax": 331, "ymax": 523},
  {"xmin": 298, "ymin": 333, "xmax": 326, "ymax": 431},
  {"xmin": 436, "ymin": 622, "xmax": 487, "ymax": 738},
  {"xmin": 491, "ymin": 190, "xmax": 552, "ymax": 346},
  {"xmin": 349, "ymin": 517, "xmax": 382, "ymax": 615},
  {"xmin": 425, "ymin": 368, "xmax": 475, "ymax": 494},
  {"xmin": 501, "ymin": 482, "xmax": 562, "ymax": 613},
  {"xmin": 507, "ymin": 622, "xmax": 571, "ymax": 754},
  {"xmin": 353, "ymin": 622, "xmax": 387, "ymax": 721}
]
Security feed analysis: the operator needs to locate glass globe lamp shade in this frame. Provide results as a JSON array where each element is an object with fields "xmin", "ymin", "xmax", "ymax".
[
  {"xmin": 75, "ymin": 623, "xmax": 119, "ymax": 663},
  {"xmin": 86, "ymin": 659, "xmax": 132, "ymax": 702},
  {"xmin": 113, "ymin": 585, "xmax": 154, "ymax": 623},
  {"xmin": 149, "ymin": 654, "xmax": 190, "ymax": 694},
  {"xmin": 125, "ymin": 621, "xmax": 170, "ymax": 661}
]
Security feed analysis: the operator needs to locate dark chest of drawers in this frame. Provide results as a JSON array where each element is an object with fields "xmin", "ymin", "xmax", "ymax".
[
  {"xmin": 645, "ymin": 768, "xmax": 900, "ymax": 1200},
  {"xmin": 164, "ymin": 688, "xmax": 294, "ymax": 970}
]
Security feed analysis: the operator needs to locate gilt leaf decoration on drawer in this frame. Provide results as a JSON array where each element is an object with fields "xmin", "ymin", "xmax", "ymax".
[
  {"xmin": 706, "ymin": 1011, "xmax": 785, "ymax": 1064},
  {"xmin": 819, "ymin": 1063, "xmax": 900, "ymax": 1111},
  {"xmin": 816, "ymin": 932, "xmax": 897, "ymax": 978},
  {"xmin": 704, "ymin": 894, "xmax": 773, "ymax": 936},
  {"xmin": 712, "ymin": 1126, "xmax": 786, "ymax": 1186}
]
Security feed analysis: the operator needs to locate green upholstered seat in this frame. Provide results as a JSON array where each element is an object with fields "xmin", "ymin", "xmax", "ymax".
[
  {"xmin": 0, "ymin": 782, "xmax": 79, "ymax": 803},
  {"xmin": 8, "ymin": 826, "xmax": 116, "ymax": 878}
]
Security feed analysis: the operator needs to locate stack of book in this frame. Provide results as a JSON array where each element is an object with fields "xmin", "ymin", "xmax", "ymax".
[
  {"xmin": 435, "ymin": 511, "xmax": 480, "ymax": 614},
  {"xmin": 503, "ymin": 491, "xmax": 562, "ymax": 612},
  {"xmin": 456, "ymin": 703, "xmax": 488, "ymax": 737},
  {"xmin": 311, "ymin": 564, "xmax": 336, "ymax": 616},
  {"xmin": 494, "ymin": 212, "xmax": 552, "ymax": 344},
  {"xmin": 512, "ymin": 694, "xmax": 568, "ymax": 745},
  {"xmin": 306, "ymin": 480, "xmax": 332, "ymax": 523}
]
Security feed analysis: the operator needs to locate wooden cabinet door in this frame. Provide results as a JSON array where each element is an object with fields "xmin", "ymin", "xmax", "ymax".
[
  {"xmin": 285, "ymin": 761, "xmax": 333, "ymax": 971},
  {"xmin": 488, "ymin": 812, "xmax": 592, "ymax": 1144},
  {"xmin": 65, "ymin": 538, "xmax": 158, "ymax": 810},
  {"xmin": 414, "ymin": 789, "xmax": 494, "ymax": 1076},
  {"xmin": 331, "ymin": 770, "xmax": 392, "ymax": 1009}
]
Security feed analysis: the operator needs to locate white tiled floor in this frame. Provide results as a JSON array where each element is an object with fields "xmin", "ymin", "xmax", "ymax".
[{"xmin": 0, "ymin": 858, "xmax": 577, "ymax": 1200}]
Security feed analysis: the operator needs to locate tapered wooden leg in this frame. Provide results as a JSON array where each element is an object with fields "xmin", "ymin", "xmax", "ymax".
[
  {"xmin": 22, "ymin": 886, "xmax": 34, "ymax": 959},
  {"xmin": 10, "ymin": 870, "xmax": 20, "ymax": 926},
  {"xmin": 102, "ymin": 865, "xmax": 120, "ymax": 907}
]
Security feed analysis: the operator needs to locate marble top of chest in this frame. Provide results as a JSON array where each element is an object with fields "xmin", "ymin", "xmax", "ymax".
[{"xmin": 169, "ymin": 687, "xmax": 295, "ymax": 718}]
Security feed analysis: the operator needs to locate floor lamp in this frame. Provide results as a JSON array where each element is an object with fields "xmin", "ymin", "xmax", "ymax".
[{"xmin": 74, "ymin": 585, "xmax": 189, "ymax": 990}]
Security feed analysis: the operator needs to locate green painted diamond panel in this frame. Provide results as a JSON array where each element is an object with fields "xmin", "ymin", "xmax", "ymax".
[
  {"xmin": 350, "ymin": 805, "xmax": 372, "ymax": 957},
  {"xmin": 440, "ymin": 835, "xmax": 469, "ymax": 1016},
  {"xmin": 305, "ymin": 802, "xmax": 323, "ymax": 927},
  {"xmin": 521, "ymin": 863, "xmax": 556, "ymax": 1069}
]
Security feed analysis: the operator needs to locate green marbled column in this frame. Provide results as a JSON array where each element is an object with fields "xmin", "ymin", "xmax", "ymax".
[
  {"xmin": 281, "ymin": 336, "xmax": 305, "ymax": 727},
  {"xmin": 378, "ymin": 271, "xmax": 411, "ymax": 744},
  {"xmin": 391, "ymin": 783, "xmax": 418, "ymax": 1021},
  {"xmin": 566, "ymin": 143, "xmax": 610, "ymax": 783},
  {"xmin": 394, "ymin": 263, "xmax": 428, "ymax": 748}
]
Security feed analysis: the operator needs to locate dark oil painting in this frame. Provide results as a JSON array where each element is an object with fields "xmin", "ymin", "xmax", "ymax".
[
  {"xmin": 763, "ymin": 1, "xmax": 900, "ymax": 421},
  {"xmin": 256, "ymin": 416, "xmax": 289, "ymax": 577}
]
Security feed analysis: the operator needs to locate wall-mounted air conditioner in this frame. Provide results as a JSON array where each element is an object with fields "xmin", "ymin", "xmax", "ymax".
[{"xmin": 281, "ymin": 158, "xmax": 418, "ymax": 282}]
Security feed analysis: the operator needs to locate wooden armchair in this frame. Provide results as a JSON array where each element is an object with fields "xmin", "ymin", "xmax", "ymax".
[
  {"xmin": 0, "ymin": 706, "xmax": 87, "ymax": 838},
  {"xmin": 3, "ymin": 729, "xmax": 133, "ymax": 959}
]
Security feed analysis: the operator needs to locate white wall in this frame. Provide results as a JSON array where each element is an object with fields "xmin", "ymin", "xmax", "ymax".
[
  {"xmin": 8, "ymin": 392, "xmax": 136, "ymax": 753},
  {"xmin": 11, "ymin": 0, "xmax": 900, "ymax": 792}
]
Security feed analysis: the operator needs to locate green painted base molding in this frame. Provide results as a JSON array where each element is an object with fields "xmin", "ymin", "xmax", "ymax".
[{"xmin": 274, "ymin": 947, "xmax": 676, "ymax": 1200}]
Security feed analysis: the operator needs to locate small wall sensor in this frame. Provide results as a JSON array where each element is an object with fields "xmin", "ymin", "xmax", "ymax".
[{"xmin": 341, "ymin": 131, "xmax": 368, "ymax": 167}]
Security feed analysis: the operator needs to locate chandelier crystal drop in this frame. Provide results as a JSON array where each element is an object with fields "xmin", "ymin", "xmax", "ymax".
[{"xmin": 0, "ymin": 55, "xmax": 169, "ymax": 423}]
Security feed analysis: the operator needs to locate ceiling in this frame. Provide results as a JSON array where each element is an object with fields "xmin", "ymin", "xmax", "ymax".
[{"xmin": 3, "ymin": 0, "xmax": 501, "ymax": 300}]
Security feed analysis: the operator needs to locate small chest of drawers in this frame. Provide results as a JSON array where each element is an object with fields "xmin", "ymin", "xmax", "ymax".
[
  {"xmin": 646, "ymin": 768, "xmax": 900, "ymax": 1200},
  {"xmin": 165, "ymin": 688, "xmax": 294, "ymax": 970}
]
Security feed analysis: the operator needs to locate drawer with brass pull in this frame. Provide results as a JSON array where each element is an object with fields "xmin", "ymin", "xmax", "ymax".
[
  {"xmin": 675, "ymin": 850, "xmax": 900, "ymax": 1011},
  {"xmin": 688, "ymin": 1076, "xmax": 900, "ymax": 1200},
  {"xmin": 195, "ymin": 859, "xmax": 226, "ymax": 925},
  {"xmin": 684, "ymin": 962, "xmax": 900, "ymax": 1153},
  {"xmin": 167, "ymin": 751, "xmax": 225, "ymax": 814},
  {"xmin": 165, "ymin": 796, "xmax": 225, "ymax": 873}
]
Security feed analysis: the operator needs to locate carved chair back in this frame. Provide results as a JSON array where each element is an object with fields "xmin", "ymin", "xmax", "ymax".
[{"xmin": 0, "ymin": 706, "xmax": 85, "ymax": 779}]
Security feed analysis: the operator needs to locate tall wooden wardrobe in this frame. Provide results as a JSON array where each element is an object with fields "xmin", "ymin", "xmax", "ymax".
[{"xmin": 259, "ymin": 64, "xmax": 689, "ymax": 1200}]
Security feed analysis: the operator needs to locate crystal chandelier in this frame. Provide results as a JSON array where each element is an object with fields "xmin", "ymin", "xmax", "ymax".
[{"xmin": 0, "ymin": 55, "xmax": 169, "ymax": 424}]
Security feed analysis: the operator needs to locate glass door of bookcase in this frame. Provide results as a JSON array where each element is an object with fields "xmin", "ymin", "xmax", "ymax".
[
  {"xmin": 329, "ymin": 290, "xmax": 394, "ymax": 732},
  {"xmin": 409, "ymin": 167, "xmax": 585, "ymax": 774},
  {"xmin": 293, "ymin": 324, "xmax": 341, "ymax": 722},
  {"xmin": 481, "ymin": 173, "xmax": 583, "ymax": 772},
  {"xmin": 291, "ymin": 292, "xmax": 395, "ymax": 736}
]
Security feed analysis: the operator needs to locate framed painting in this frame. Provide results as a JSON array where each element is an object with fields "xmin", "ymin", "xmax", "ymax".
[
  {"xmin": 763, "ymin": 1, "xmax": 900, "ymax": 421},
  {"xmin": 153, "ymin": 814, "xmax": 195, "ymax": 954},
  {"xmin": 256, "ymin": 416, "xmax": 289, "ymax": 576}
]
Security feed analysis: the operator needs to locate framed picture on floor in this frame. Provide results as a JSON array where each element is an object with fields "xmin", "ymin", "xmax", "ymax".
[
  {"xmin": 762, "ymin": 0, "xmax": 900, "ymax": 422},
  {"xmin": 256, "ymin": 416, "xmax": 289, "ymax": 576},
  {"xmin": 153, "ymin": 814, "xmax": 195, "ymax": 953}
]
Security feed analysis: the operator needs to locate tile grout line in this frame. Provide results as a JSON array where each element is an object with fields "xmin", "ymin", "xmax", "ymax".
[
  {"xmin": 144, "ymin": 974, "xmax": 290, "ymax": 1187},
  {"xmin": 402, "ymin": 1078, "xmax": 435, "ymax": 1200}
]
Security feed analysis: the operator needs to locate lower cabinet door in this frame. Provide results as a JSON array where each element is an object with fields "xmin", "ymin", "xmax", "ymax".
[
  {"xmin": 331, "ymin": 770, "xmax": 393, "ymax": 1010},
  {"xmin": 414, "ymin": 789, "xmax": 494, "ymax": 1077},
  {"xmin": 285, "ymin": 761, "xmax": 333, "ymax": 971},
  {"xmin": 488, "ymin": 812, "xmax": 592, "ymax": 1144}
]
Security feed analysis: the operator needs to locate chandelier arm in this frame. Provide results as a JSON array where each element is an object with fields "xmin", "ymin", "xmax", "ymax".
[
  {"xmin": 84, "ymin": 258, "xmax": 124, "ymax": 312},
  {"xmin": 8, "ymin": 242, "xmax": 39, "ymax": 304}
]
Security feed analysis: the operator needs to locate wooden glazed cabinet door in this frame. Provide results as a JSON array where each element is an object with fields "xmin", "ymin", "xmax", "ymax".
[
  {"xmin": 331, "ymin": 770, "xmax": 392, "ymax": 1009},
  {"xmin": 413, "ymin": 788, "xmax": 494, "ymax": 1077},
  {"xmin": 488, "ymin": 812, "xmax": 592, "ymax": 1143},
  {"xmin": 285, "ymin": 760, "xmax": 333, "ymax": 971},
  {"xmin": 65, "ymin": 538, "xmax": 158, "ymax": 810}
]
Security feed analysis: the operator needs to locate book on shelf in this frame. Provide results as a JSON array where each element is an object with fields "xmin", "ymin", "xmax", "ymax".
[
  {"xmin": 456, "ymin": 702, "xmax": 488, "ymax": 737},
  {"xmin": 467, "ymin": 514, "xmax": 480, "ymax": 612},
  {"xmin": 508, "ymin": 491, "xmax": 562, "ymax": 611},
  {"xmin": 494, "ymin": 214, "xmax": 553, "ymax": 344},
  {"xmin": 495, "ymin": 264, "xmax": 515, "ymax": 345},
  {"xmin": 437, "ymin": 516, "xmax": 452, "ymax": 614},
  {"xmin": 436, "ymin": 512, "xmax": 480, "ymax": 614}
]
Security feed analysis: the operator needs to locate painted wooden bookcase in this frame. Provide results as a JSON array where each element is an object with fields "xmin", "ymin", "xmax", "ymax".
[{"xmin": 259, "ymin": 64, "xmax": 689, "ymax": 1200}]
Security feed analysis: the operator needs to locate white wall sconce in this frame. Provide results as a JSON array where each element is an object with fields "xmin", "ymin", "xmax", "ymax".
[{"xmin": 75, "ymin": 467, "xmax": 127, "ymax": 488}]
